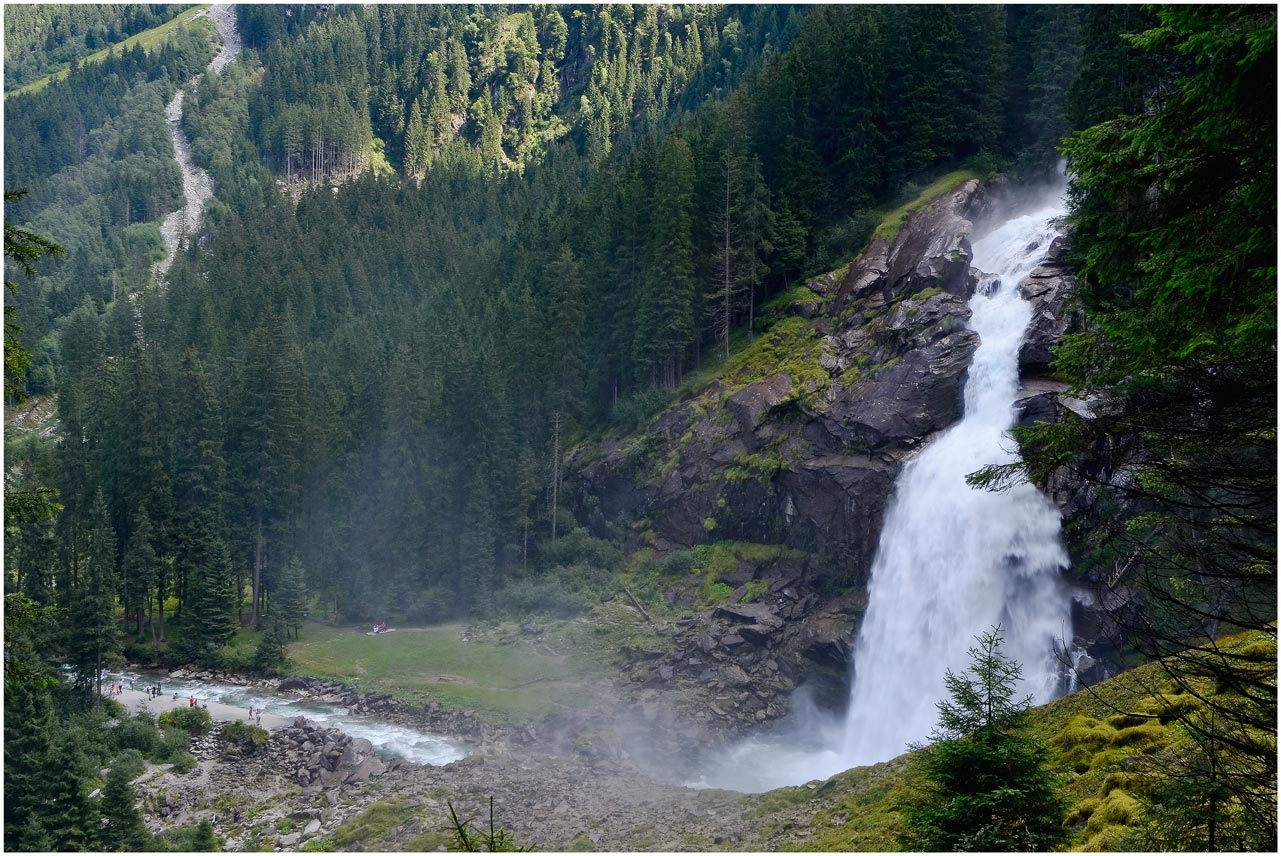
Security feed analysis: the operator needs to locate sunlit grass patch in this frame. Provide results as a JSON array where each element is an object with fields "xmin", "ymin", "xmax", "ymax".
[{"xmin": 285, "ymin": 621, "xmax": 607, "ymax": 721}]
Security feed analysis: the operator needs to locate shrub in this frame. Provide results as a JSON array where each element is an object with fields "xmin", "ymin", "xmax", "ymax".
[
  {"xmin": 158, "ymin": 706, "xmax": 213, "ymax": 736},
  {"xmin": 155, "ymin": 726, "xmax": 193, "ymax": 763},
  {"xmin": 168, "ymin": 750, "xmax": 197, "ymax": 774},
  {"xmin": 111, "ymin": 747, "xmax": 148, "ymax": 781},
  {"xmin": 113, "ymin": 712, "xmax": 161, "ymax": 755},
  {"xmin": 223, "ymin": 720, "xmax": 270, "ymax": 751},
  {"xmin": 537, "ymin": 529, "xmax": 622, "ymax": 571},
  {"xmin": 496, "ymin": 576, "xmax": 589, "ymax": 618}
]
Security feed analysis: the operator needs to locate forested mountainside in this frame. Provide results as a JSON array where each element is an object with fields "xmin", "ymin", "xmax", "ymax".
[
  {"xmin": 4, "ymin": 4, "xmax": 1275, "ymax": 853},
  {"xmin": 3, "ymin": 3, "xmax": 189, "ymax": 91},
  {"xmin": 7, "ymin": 4, "xmax": 1092, "ymax": 623}
]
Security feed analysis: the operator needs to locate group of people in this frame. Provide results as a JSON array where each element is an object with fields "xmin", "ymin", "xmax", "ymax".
[
  {"xmin": 246, "ymin": 706, "xmax": 264, "ymax": 726},
  {"xmin": 370, "ymin": 622, "xmax": 389, "ymax": 634},
  {"xmin": 187, "ymin": 695, "xmax": 208, "ymax": 709}
]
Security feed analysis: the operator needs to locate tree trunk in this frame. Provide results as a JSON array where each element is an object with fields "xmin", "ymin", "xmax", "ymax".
[{"xmin": 251, "ymin": 517, "xmax": 264, "ymax": 628}]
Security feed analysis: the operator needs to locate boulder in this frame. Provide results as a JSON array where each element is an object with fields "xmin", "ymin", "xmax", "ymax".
[
  {"xmin": 713, "ymin": 602, "xmax": 782, "ymax": 629},
  {"xmin": 726, "ymin": 373, "xmax": 794, "ymax": 431},
  {"xmin": 279, "ymin": 832, "xmax": 301, "ymax": 847},
  {"xmin": 278, "ymin": 676, "xmax": 311, "ymax": 692},
  {"xmin": 342, "ymin": 756, "xmax": 386, "ymax": 785}
]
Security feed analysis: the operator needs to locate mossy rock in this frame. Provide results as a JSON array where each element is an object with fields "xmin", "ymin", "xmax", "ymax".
[
  {"xmin": 1088, "ymin": 748, "xmax": 1131, "ymax": 771},
  {"xmin": 1099, "ymin": 772, "xmax": 1138, "ymax": 798},
  {"xmin": 1135, "ymin": 692, "xmax": 1202, "ymax": 723},
  {"xmin": 1057, "ymin": 715, "xmax": 1118, "ymax": 750},
  {"xmin": 1104, "ymin": 712, "xmax": 1151, "ymax": 730},
  {"xmin": 1087, "ymin": 789, "xmax": 1140, "ymax": 830},
  {"xmin": 1237, "ymin": 640, "xmax": 1276, "ymax": 662},
  {"xmin": 1060, "ymin": 744, "xmax": 1095, "ymax": 774},
  {"xmin": 1080, "ymin": 821, "xmax": 1139, "ymax": 852},
  {"xmin": 1109, "ymin": 723, "xmax": 1166, "ymax": 749},
  {"xmin": 1064, "ymin": 797, "xmax": 1100, "ymax": 828}
]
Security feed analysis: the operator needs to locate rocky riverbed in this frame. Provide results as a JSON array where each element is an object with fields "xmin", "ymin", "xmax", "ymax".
[{"xmin": 131, "ymin": 709, "xmax": 847, "ymax": 852}]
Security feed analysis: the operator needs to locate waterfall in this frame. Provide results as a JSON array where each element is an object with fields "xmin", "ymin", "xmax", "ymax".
[
  {"xmin": 691, "ymin": 190, "xmax": 1073, "ymax": 793},
  {"xmin": 840, "ymin": 194, "xmax": 1072, "ymax": 766}
]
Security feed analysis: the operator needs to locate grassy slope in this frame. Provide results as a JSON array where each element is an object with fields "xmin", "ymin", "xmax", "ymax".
[
  {"xmin": 736, "ymin": 627, "xmax": 1275, "ymax": 852},
  {"xmin": 6, "ymin": 4, "xmax": 213, "ymax": 98},
  {"xmin": 284, "ymin": 620, "xmax": 615, "ymax": 721},
  {"xmin": 869, "ymin": 168, "xmax": 982, "ymax": 245}
]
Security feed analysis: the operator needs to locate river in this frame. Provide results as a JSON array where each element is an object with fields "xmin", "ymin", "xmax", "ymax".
[{"xmin": 109, "ymin": 667, "xmax": 468, "ymax": 767}]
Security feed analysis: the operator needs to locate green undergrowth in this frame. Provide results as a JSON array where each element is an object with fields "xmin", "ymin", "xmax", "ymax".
[
  {"xmin": 8, "ymin": 5, "xmax": 215, "ymax": 97},
  {"xmin": 748, "ymin": 757, "xmax": 915, "ymax": 851},
  {"xmin": 321, "ymin": 800, "xmax": 418, "ymax": 850},
  {"xmin": 690, "ymin": 541, "xmax": 808, "ymax": 607},
  {"xmin": 285, "ymin": 621, "xmax": 606, "ymax": 722},
  {"xmin": 868, "ymin": 169, "xmax": 981, "ymax": 246},
  {"xmin": 714, "ymin": 316, "xmax": 832, "ymax": 408}
]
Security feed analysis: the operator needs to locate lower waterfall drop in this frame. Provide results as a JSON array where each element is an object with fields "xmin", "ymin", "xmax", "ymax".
[{"xmin": 840, "ymin": 194, "xmax": 1072, "ymax": 767}]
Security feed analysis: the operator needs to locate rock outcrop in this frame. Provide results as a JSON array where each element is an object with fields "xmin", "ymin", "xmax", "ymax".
[
  {"xmin": 564, "ymin": 180, "xmax": 1001, "ymax": 718},
  {"xmin": 571, "ymin": 180, "xmax": 990, "ymax": 581},
  {"xmin": 1017, "ymin": 234, "xmax": 1078, "ymax": 374}
]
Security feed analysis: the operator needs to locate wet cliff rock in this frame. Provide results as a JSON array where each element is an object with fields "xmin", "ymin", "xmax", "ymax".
[{"xmin": 1017, "ymin": 234, "xmax": 1079, "ymax": 375}]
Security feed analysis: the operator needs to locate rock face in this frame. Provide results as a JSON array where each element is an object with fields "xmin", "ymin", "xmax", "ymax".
[
  {"xmin": 571, "ymin": 181, "xmax": 989, "ymax": 581},
  {"xmin": 1017, "ymin": 234, "xmax": 1078, "ymax": 374},
  {"xmin": 565, "ymin": 180, "xmax": 1001, "ymax": 717}
]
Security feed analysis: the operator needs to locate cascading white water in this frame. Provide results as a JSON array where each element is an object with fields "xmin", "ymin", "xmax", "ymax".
[
  {"xmin": 840, "ymin": 196, "xmax": 1072, "ymax": 766},
  {"xmin": 691, "ymin": 190, "xmax": 1073, "ymax": 793}
]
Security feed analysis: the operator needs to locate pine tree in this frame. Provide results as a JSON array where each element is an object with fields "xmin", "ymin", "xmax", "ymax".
[
  {"xmin": 180, "ymin": 534, "xmax": 237, "ymax": 664},
  {"xmin": 100, "ymin": 765, "xmax": 149, "ymax": 851},
  {"xmin": 404, "ymin": 99, "xmax": 428, "ymax": 177},
  {"xmin": 254, "ymin": 610, "xmax": 288, "ymax": 672},
  {"xmin": 68, "ymin": 490, "xmax": 120, "ymax": 707},
  {"xmin": 277, "ymin": 556, "xmax": 306, "ymax": 640},
  {"xmin": 543, "ymin": 244, "xmax": 587, "ymax": 426},
  {"xmin": 3, "ymin": 684, "xmax": 61, "ymax": 848},
  {"xmin": 902, "ymin": 627, "xmax": 1067, "ymax": 852},
  {"xmin": 122, "ymin": 506, "xmax": 158, "ymax": 640},
  {"xmin": 47, "ymin": 729, "xmax": 102, "ymax": 851},
  {"xmin": 190, "ymin": 819, "xmax": 220, "ymax": 852},
  {"xmin": 637, "ymin": 134, "xmax": 697, "ymax": 387}
]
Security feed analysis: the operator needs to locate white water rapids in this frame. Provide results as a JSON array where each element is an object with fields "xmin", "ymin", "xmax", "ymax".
[
  {"xmin": 109, "ymin": 668, "xmax": 467, "ymax": 767},
  {"xmin": 693, "ymin": 190, "xmax": 1073, "ymax": 793}
]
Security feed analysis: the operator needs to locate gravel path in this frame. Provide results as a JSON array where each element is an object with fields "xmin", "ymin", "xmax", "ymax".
[{"xmin": 154, "ymin": 4, "xmax": 240, "ymax": 281}]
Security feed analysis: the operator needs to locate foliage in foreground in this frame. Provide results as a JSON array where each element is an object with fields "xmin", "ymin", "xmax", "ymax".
[
  {"xmin": 971, "ymin": 7, "xmax": 1276, "ymax": 850},
  {"xmin": 446, "ymin": 798, "xmax": 533, "ymax": 852}
]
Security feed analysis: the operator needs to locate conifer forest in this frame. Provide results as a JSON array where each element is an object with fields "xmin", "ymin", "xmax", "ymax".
[{"xmin": 4, "ymin": 4, "xmax": 1275, "ymax": 852}]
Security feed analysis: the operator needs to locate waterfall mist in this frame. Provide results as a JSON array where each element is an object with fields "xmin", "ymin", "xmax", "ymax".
[{"xmin": 694, "ymin": 183, "xmax": 1073, "ymax": 793}]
